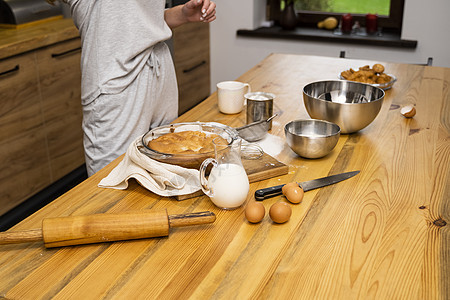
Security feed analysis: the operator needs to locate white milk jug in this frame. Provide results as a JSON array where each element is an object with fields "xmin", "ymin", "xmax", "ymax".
[{"xmin": 199, "ymin": 137, "xmax": 249, "ymax": 209}]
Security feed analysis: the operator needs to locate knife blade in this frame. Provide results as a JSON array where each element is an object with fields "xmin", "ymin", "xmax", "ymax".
[{"xmin": 254, "ymin": 170, "xmax": 360, "ymax": 201}]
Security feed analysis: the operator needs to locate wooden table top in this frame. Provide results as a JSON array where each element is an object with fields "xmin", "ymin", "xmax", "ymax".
[{"xmin": 0, "ymin": 54, "xmax": 448, "ymax": 299}]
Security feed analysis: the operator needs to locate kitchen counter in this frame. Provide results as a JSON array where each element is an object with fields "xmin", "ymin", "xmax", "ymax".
[
  {"xmin": 0, "ymin": 18, "xmax": 78, "ymax": 60},
  {"xmin": 0, "ymin": 54, "xmax": 448, "ymax": 299},
  {"xmin": 0, "ymin": 18, "xmax": 84, "ymax": 218}
]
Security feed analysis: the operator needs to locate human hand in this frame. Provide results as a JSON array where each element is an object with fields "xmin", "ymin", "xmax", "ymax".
[{"xmin": 182, "ymin": 0, "xmax": 217, "ymax": 23}]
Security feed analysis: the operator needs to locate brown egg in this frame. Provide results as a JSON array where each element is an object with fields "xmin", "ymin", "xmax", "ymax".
[
  {"xmin": 282, "ymin": 182, "xmax": 304, "ymax": 204},
  {"xmin": 245, "ymin": 201, "xmax": 265, "ymax": 223},
  {"xmin": 401, "ymin": 105, "xmax": 416, "ymax": 118},
  {"xmin": 269, "ymin": 202, "xmax": 292, "ymax": 224}
]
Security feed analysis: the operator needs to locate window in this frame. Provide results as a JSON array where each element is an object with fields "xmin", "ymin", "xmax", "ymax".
[
  {"xmin": 268, "ymin": 0, "xmax": 405, "ymax": 33},
  {"xmin": 293, "ymin": 0, "xmax": 391, "ymax": 16}
]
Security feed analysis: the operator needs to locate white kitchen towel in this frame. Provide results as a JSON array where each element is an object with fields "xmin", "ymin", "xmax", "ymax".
[{"xmin": 98, "ymin": 136, "xmax": 201, "ymax": 197}]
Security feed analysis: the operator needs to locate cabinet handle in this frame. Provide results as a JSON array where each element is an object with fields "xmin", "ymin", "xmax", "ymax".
[
  {"xmin": 0, "ymin": 65, "xmax": 19, "ymax": 77},
  {"xmin": 51, "ymin": 47, "xmax": 81, "ymax": 58},
  {"xmin": 183, "ymin": 60, "xmax": 206, "ymax": 73}
]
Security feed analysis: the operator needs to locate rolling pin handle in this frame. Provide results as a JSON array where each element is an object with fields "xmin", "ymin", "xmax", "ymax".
[
  {"xmin": 0, "ymin": 228, "xmax": 43, "ymax": 245},
  {"xmin": 168, "ymin": 211, "xmax": 216, "ymax": 228}
]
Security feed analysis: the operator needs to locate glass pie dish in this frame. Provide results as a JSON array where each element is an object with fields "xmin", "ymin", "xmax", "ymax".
[
  {"xmin": 139, "ymin": 122, "xmax": 239, "ymax": 169},
  {"xmin": 339, "ymin": 73, "xmax": 397, "ymax": 90}
]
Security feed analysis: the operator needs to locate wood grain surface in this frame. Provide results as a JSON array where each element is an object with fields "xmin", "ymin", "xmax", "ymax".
[
  {"xmin": 0, "ymin": 35, "xmax": 84, "ymax": 215},
  {"xmin": 0, "ymin": 18, "xmax": 79, "ymax": 60},
  {"xmin": 173, "ymin": 22, "xmax": 211, "ymax": 115},
  {"xmin": 37, "ymin": 37, "xmax": 84, "ymax": 181},
  {"xmin": 0, "ymin": 54, "xmax": 448, "ymax": 299},
  {"xmin": 0, "ymin": 50, "xmax": 52, "ymax": 214},
  {"xmin": 0, "ymin": 18, "xmax": 82, "ymax": 214}
]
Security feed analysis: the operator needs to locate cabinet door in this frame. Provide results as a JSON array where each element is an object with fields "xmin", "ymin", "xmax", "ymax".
[
  {"xmin": 173, "ymin": 22, "xmax": 211, "ymax": 115},
  {"xmin": 0, "ymin": 52, "xmax": 51, "ymax": 215},
  {"xmin": 36, "ymin": 38, "xmax": 84, "ymax": 181}
]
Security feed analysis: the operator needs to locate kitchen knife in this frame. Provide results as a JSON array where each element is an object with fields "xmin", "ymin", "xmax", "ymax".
[{"xmin": 255, "ymin": 170, "xmax": 360, "ymax": 200}]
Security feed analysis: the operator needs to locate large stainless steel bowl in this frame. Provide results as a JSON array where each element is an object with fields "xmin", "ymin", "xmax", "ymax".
[
  {"xmin": 284, "ymin": 119, "xmax": 340, "ymax": 159},
  {"xmin": 303, "ymin": 80, "xmax": 385, "ymax": 133}
]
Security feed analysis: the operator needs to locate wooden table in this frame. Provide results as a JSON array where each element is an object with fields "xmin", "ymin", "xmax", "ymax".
[{"xmin": 0, "ymin": 54, "xmax": 448, "ymax": 299}]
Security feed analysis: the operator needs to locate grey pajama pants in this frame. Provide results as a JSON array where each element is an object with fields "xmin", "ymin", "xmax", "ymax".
[{"xmin": 82, "ymin": 42, "xmax": 178, "ymax": 176}]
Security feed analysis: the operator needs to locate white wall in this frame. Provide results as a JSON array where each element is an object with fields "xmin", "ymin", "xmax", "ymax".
[{"xmin": 210, "ymin": 0, "xmax": 450, "ymax": 90}]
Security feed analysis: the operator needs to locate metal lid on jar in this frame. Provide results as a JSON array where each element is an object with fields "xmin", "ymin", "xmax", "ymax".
[{"xmin": 245, "ymin": 92, "xmax": 275, "ymax": 101}]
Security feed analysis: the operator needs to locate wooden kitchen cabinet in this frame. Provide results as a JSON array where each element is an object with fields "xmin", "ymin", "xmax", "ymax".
[
  {"xmin": 172, "ymin": 22, "xmax": 211, "ymax": 115},
  {"xmin": 0, "ymin": 37, "xmax": 84, "ymax": 216},
  {"xmin": 37, "ymin": 38, "xmax": 84, "ymax": 181},
  {"xmin": 0, "ymin": 51, "xmax": 52, "ymax": 215}
]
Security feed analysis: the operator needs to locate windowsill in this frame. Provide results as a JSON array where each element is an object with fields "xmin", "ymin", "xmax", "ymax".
[{"xmin": 236, "ymin": 26, "xmax": 417, "ymax": 48}]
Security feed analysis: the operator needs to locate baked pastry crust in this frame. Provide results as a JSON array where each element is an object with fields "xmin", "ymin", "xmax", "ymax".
[
  {"xmin": 148, "ymin": 131, "xmax": 228, "ymax": 154},
  {"xmin": 340, "ymin": 64, "xmax": 392, "ymax": 84}
]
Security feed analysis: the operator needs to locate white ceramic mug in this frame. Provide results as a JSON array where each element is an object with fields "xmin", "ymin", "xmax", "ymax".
[{"xmin": 217, "ymin": 81, "xmax": 251, "ymax": 114}]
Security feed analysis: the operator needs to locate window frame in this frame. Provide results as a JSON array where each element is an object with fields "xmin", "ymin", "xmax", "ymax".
[{"xmin": 268, "ymin": 0, "xmax": 405, "ymax": 33}]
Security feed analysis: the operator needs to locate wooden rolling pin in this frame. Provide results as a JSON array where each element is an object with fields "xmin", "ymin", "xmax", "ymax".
[{"xmin": 0, "ymin": 210, "xmax": 215, "ymax": 248}]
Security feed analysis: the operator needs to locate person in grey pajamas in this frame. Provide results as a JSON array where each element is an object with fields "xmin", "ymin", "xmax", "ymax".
[{"xmin": 48, "ymin": 0, "xmax": 217, "ymax": 176}]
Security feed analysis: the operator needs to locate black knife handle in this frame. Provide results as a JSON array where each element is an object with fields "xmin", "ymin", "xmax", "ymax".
[{"xmin": 255, "ymin": 184, "xmax": 285, "ymax": 201}]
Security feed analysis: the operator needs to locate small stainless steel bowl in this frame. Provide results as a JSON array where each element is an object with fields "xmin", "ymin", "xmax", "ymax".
[
  {"xmin": 303, "ymin": 80, "xmax": 385, "ymax": 133},
  {"xmin": 284, "ymin": 119, "xmax": 340, "ymax": 159}
]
